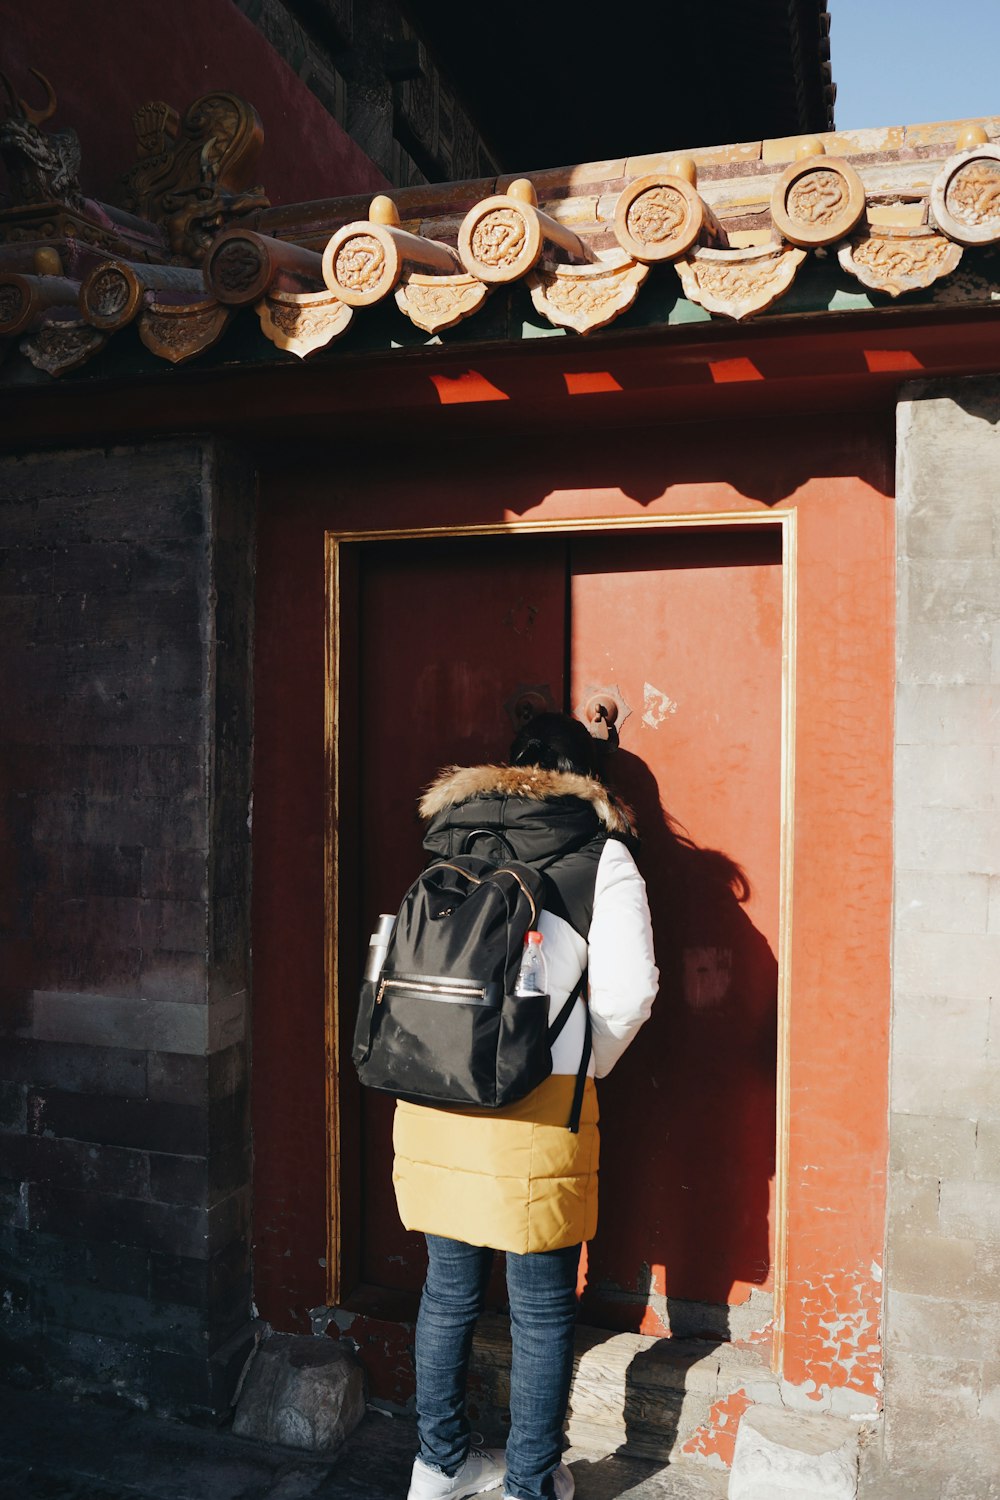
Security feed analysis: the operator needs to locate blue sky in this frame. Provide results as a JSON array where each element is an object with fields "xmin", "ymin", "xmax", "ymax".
[{"xmin": 831, "ymin": 0, "xmax": 1000, "ymax": 130}]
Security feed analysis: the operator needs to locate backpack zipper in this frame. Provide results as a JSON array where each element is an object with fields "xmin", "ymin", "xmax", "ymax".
[
  {"xmin": 493, "ymin": 867, "xmax": 537, "ymax": 927},
  {"xmin": 376, "ymin": 976, "xmax": 488, "ymax": 1004},
  {"xmin": 425, "ymin": 860, "xmax": 537, "ymax": 926},
  {"xmin": 433, "ymin": 862, "xmax": 483, "ymax": 884}
]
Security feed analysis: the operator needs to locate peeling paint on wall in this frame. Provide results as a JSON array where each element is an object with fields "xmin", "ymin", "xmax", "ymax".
[
  {"xmin": 642, "ymin": 681, "xmax": 678, "ymax": 728},
  {"xmin": 503, "ymin": 598, "xmax": 539, "ymax": 637},
  {"xmin": 681, "ymin": 1387, "xmax": 754, "ymax": 1468},
  {"xmin": 784, "ymin": 1266, "xmax": 883, "ymax": 1404},
  {"xmin": 682, "ymin": 947, "xmax": 733, "ymax": 1009}
]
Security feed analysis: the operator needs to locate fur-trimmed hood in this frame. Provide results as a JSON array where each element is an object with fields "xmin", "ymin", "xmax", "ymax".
[{"xmin": 419, "ymin": 763, "xmax": 636, "ymax": 837}]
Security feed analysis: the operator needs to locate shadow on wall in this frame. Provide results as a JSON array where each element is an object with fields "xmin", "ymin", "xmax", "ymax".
[
  {"xmin": 580, "ymin": 747, "xmax": 778, "ymax": 1341},
  {"xmin": 266, "ymin": 402, "xmax": 894, "ymax": 514}
]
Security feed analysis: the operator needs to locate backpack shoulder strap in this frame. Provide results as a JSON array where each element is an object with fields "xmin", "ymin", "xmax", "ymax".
[
  {"xmin": 546, "ymin": 969, "xmax": 591, "ymax": 1134},
  {"xmin": 546, "ymin": 969, "xmax": 586, "ymax": 1047},
  {"xmin": 536, "ymin": 833, "xmax": 607, "ymax": 939}
]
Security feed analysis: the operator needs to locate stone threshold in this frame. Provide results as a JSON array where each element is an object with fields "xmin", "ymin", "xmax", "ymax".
[{"xmin": 469, "ymin": 1313, "xmax": 778, "ymax": 1464}]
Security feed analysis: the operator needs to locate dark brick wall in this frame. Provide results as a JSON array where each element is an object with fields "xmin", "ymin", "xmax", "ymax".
[{"xmin": 0, "ymin": 438, "xmax": 256, "ymax": 1417}]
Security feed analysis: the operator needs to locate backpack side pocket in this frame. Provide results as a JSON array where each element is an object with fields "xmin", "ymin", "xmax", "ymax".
[{"xmin": 494, "ymin": 991, "xmax": 553, "ymax": 1105}]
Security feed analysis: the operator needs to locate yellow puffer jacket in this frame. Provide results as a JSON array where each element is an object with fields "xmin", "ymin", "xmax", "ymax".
[
  {"xmin": 389, "ymin": 764, "xmax": 659, "ymax": 1255},
  {"xmin": 393, "ymin": 1076, "xmax": 600, "ymax": 1254}
]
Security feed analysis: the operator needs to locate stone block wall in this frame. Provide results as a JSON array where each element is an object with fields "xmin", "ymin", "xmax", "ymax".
[
  {"xmin": 885, "ymin": 377, "xmax": 1000, "ymax": 1491},
  {"xmin": 0, "ymin": 438, "xmax": 256, "ymax": 1416}
]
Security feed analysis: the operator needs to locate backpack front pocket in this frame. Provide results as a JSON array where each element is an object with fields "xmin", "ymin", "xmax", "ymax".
[{"xmin": 364, "ymin": 975, "xmax": 504, "ymax": 1106}]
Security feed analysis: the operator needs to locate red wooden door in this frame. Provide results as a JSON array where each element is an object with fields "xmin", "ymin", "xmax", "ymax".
[
  {"xmin": 348, "ymin": 537, "xmax": 568, "ymax": 1297},
  {"xmin": 570, "ymin": 530, "xmax": 781, "ymax": 1335},
  {"xmin": 342, "ymin": 527, "xmax": 781, "ymax": 1333}
]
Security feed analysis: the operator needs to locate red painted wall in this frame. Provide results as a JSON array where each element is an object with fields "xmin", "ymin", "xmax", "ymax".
[
  {"xmin": 0, "ymin": 0, "xmax": 386, "ymax": 208},
  {"xmin": 252, "ymin": 386, "xmax": 895, "ymax": 1415}
]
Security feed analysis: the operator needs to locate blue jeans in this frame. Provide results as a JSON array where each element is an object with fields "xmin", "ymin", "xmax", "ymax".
[{"xmin": 415, "ymin": 1234, "xmax": 581, "ymax": 1500}]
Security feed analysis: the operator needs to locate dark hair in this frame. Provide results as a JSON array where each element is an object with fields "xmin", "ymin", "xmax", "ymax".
[{"xmin": 508, "ymin": 712, "xmax": 600, "ymax": 779}]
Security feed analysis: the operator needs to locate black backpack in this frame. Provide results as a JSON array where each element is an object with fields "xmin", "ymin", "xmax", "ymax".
[{"xmin": 352, "ymin": 835, "xmax": 592, "ymax": 1132}]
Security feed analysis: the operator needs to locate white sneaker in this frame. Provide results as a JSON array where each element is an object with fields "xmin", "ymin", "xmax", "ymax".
[
  {"xmin": 408, "ymin": 1447, "xmax": 506, "ymax": 1500},
  {"xmin": 503, "ymin": 1459, "xmax": 575, "ymax": 1500}
]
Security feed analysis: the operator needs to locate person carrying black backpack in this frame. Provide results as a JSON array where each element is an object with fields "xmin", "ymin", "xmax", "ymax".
[{"xmin": 393, "ymin": 713, "xmax": 659, "ymax": 1500}]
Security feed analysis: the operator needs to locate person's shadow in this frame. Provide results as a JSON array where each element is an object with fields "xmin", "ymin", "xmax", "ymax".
[{"xmin": 568, "ymin": 745, "xmax": 778, "ymax": 1479}]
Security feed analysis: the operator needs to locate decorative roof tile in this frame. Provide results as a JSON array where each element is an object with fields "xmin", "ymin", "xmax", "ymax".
[{"xmin": 2, "ymin": 78, "xmax": 1000, "ymax": 377}]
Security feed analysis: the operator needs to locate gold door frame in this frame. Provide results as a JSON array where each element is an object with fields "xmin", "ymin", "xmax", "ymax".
[{"xmin": 324, "ymin": 509, "xmax": 797, "ymax": 1374}]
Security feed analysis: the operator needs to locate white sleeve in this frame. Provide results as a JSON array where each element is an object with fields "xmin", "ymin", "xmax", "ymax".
[{"xmin": 587, "ymin": 840, "xmax": 659, "ymax": 1077}]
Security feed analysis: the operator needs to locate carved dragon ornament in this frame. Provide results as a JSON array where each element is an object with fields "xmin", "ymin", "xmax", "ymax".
[
  {"xmin": 121, "ymin": 92, "xmax": 270, "ymax": 263},
  {"xmin": 0, "ymin": 68, "xmax": 83, "ymax": 210}
]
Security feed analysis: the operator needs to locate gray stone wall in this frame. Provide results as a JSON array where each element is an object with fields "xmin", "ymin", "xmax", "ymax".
[
  {"xmin": 0, "ymin": 438, "xmax": 256, "ymax": 1416},
  {"xmin": 884, "ymin": 378, "xmax": 1000, "ymax": 1493}
]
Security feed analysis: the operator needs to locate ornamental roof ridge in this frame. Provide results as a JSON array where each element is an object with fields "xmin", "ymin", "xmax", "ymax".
[
  {"xmin": 253, "ymin": 113, "xmax": 1000, "ymax": 247},
  {"xmin": 4, "ymin": 97, "xmax": 1000, "ymax": 378}
]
